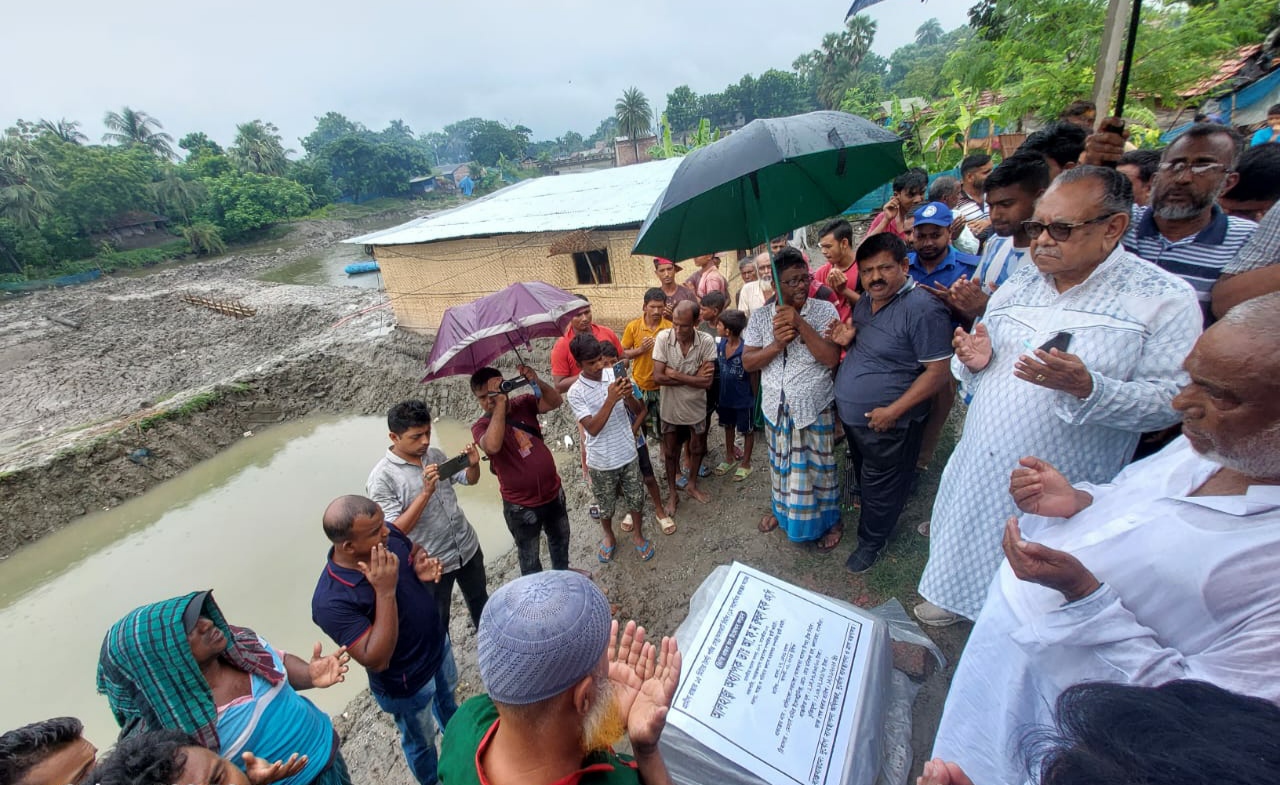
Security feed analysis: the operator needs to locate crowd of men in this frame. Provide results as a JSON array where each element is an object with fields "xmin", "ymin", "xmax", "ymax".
[{"xmin": 4, "ymin": 104, "xmax": 1280, "ymax": 785}]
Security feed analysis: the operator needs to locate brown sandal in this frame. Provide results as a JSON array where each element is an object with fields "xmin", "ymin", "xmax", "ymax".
[
  {"xmin": 816, "ymin": 525, "xmax": 844, "ymax": 552},
  {"xmin": 758, "ymin": 514, "xmax": 779, "ymax": 533}
]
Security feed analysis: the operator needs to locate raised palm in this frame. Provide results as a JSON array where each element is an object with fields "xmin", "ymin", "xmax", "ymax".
[
  {"xmin": 953, "ymin": 322, "xmax": 992, "ymax": 371},
  {"xmin": 627, "ymin": 637, "xmax": 681, "ymax": 751},
  {"xmin": 606, "ymin": 621, "xmax": 683, "ymax": 750}
]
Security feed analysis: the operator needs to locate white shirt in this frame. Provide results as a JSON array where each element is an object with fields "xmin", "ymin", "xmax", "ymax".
[
  {"xmin": 567, "ymin": 368, "xmax": 638, "ymax": 471},
  {"xmin": 742, "ymin": 298, "xmax": 839, "ymax": 430},
  {"xmin": 932, "ymin": 437, "xmax": 1280, "ymax": 785}
]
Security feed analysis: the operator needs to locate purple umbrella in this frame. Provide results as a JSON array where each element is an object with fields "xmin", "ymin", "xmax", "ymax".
[{"xmin": 422, "ymin": 281, "xmax": 589, "ymax": 381}]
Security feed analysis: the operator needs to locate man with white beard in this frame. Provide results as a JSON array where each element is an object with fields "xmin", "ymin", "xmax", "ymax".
[
  {"xmin": 438, "ymin": 571, "xmax": 682, "ymax": 785},
  {"xmin": 928, "ymin": 292, "xmax": 1280, "ymax": 785}
]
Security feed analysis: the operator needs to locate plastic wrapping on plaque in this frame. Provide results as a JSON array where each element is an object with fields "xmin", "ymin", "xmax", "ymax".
[{"xmin": 660, "ymin": 562, "xmax": 892, "ymax": 785}]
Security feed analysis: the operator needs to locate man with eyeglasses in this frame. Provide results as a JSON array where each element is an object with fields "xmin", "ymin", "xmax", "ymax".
[
  {"xmin": 743, "ymin": 247, "xmax": 844, "ymax": 550},
  {"xmin": 914, "ymin": 166, "xmax": 1202, "ymax": 628},
  {"xmin": 1084, "ymin": 122, "xmax": 1256, "ymax": 324}
]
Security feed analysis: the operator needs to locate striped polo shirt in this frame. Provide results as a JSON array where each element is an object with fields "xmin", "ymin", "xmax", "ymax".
[{"xmin": 1122, "ymin": 205, "xmax": 1256, "ymax": 322}]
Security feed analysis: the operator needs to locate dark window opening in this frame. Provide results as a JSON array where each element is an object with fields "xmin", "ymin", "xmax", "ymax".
[{"xmin": 572, "ymin": 248, "xmax": 612, "ymax": 285}]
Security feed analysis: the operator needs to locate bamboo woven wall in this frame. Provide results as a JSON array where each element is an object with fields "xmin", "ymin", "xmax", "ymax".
[{"xmin": 375, "ymin": 229, "xmax": 661, "ymax": 332}]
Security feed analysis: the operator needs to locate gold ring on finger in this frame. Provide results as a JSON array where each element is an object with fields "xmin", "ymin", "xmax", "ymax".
[{"xmin": 1035, "ymin": 374, "xmax": 1046, "ymax": 382}]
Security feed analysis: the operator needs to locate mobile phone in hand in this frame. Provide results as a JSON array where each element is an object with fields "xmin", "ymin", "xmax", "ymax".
[
  {"xmin": 435, "ymin": 452, "xmax": 471, "ymax": 480},
  {"xmin": 1038, "ymin": 331, "xmax": 1073, "ymax": 354},
  {"xmin": 612, "ymin": 361, "xmax": 627, "ymax": 379}
]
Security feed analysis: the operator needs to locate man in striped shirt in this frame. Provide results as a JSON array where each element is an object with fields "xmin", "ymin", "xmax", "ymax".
[
  {"xmin": 956, "ymin": 154, "xmax": 994, "ymax": 243},
  {"xmin": 1089, "ymin": 123, "xmax": 1256, "ymax": 323}
]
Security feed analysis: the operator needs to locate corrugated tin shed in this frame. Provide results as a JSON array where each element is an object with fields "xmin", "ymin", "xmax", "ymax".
[{"xmin": 345, "ymin": 158, "xmax": 682, "ymax": 247}]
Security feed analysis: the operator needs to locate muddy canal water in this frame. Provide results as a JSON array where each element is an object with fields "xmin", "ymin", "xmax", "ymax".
[{"xmin": 0, "ymin": 415, "xmax": 509, "ymax": 744}]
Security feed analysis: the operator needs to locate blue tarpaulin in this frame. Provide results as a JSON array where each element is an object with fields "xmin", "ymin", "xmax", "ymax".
[{"xmin": 843, "ymin": 167, "xmax": 960, "ymax": 216}]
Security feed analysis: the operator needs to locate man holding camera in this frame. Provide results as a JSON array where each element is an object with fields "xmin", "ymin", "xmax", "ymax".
[{"xmin": 470, "ymin": 364, "xmax": 570, "ymax": 576}]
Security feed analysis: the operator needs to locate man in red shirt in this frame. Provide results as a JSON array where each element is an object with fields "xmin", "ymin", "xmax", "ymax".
[
  {"xmin": 471, "ymin": 365, "xmax": 570, "ymax": 575},
  {"xmin": 813, "ymin": 218, "xmax": 861, "ymax": 323},
  {"xmin": 550, "ymin": 300, "xmax": 623, "ymax": 393}
]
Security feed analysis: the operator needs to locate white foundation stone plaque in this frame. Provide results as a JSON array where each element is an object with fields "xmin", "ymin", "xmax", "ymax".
[{"xmin": 662, "ymin": 562, "xmax": 889, "ymax": 785}]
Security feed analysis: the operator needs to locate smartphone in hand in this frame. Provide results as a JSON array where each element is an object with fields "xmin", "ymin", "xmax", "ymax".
[
  {"xmin": 435, "ymin": 451, "xmax": 471, "ymax": 480},
  {"xmin": 1038, "ymin": 331, "xmax": 1073, "ymax": 354},
  {"xmin": 612, "ymin": 361, "xmax": 627, "ymax": 379}
]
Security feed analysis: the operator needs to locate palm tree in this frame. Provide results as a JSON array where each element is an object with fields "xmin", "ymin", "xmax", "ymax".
[
  {"xmin": 0, "ymin": 136, "xmax": 58, "ymax": 273},
  {"xmin": 615, "ymin": 87, "xmax": 653, "ymax": 163},
  {"xmin": 916, "ymin": 18, "xmax": 945, "ymax": 46},
  {"xmin": 36, "ymin": 118, "xmax": 87, "ymax": 144},
  {"xmin": 228, "ymin": 120, "xmax": 291, "ymax": 176},
  {"xmin": 102, "ymin": 107, "xmax": 176, "ymax": 159},
  {"xmin": 814, "ymin": 17, "xmax": 879, "ymax": 109},
  {"xmin": 151, "ymin": 170, "xmax": 207, "ymax": 223}
]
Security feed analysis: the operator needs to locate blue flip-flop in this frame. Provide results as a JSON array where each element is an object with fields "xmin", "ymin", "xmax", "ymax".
[
  {"xmin": 675, "ymin": 473, "xmax": 690, "ymax": 490},
  {"xmin": 635, "ymin": 538, "xmax": 655, "ymax": 561},
  {"xmin": 597, "ymin": 541, "xmax": 616, "ymax": 563}
]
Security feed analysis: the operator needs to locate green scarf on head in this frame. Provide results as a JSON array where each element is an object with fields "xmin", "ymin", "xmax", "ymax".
[{"xmin": 96, "ymin": 591, "xmax": 281, "ymax": 749}]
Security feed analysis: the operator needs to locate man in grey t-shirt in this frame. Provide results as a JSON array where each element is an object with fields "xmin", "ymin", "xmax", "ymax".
[{"xmin": 367, "ymin": 399, "xmax": 488, "ymax": 634}]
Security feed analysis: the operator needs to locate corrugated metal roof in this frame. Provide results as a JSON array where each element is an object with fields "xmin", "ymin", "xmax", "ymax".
[{"xmin": 346, "ymin": 158, "xmax": 682, "ymax": 247}]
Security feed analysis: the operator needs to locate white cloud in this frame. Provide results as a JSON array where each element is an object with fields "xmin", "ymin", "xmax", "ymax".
[{"xmin": 1, "ymin": 0, "xmax": 970, "ymax": 149}]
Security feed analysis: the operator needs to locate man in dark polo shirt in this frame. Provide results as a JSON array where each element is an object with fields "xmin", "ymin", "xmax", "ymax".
[
  {"xmin": 831, "ymin": 234, "xmax": 954, "ymax": 574},
  {"xmin": 313, "ymin": 494, "xmax": 456, "ymax": 785},
  {"xmin": 470, "ymin": 364, "xmax": 570, "ymax": 575}
]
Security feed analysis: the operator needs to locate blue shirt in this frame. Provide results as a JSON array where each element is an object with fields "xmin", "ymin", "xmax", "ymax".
[
  {"xmin": 835, "ymin": 282, "xmax": 954, "ymax": 428},
  {"xmin": 217, "ymin": 641, "xmax": 334, "ymax": 785},
  {"xmin": 908, "ymin": 248, "xmax": 980, "ymax": 290},
  {"xmin": 716, "ymin": 339, "xmax": 753, "ymax": 409},
  {"xmin": 1251, "ymin": 126, "xmax": 1279, "ymax": 146},
  {"xmin": 313, "ymin": 525, "xmax": 445, "ymax": 699}
]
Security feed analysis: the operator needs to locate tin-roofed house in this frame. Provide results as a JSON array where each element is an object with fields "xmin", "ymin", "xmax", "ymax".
[{"xmin": 345, "ymin": 158, "xmax": 683, "ymax": 332}]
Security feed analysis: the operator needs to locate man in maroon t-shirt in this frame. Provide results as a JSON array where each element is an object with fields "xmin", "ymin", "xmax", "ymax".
[{"xmin": 471, "ymin": 364, "xmax": 570, "ymax": 575}]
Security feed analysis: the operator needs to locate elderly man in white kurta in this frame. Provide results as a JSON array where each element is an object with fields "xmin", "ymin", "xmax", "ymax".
[
  {"xmin": 929, "ymin": 293, "xmax": 1280, "ymax": 785},
  {"xmin": 914, "ymin": 167, "xmax": 1203, "ymax": 626}
]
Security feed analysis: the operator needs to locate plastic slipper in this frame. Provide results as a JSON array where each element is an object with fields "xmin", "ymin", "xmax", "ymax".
[
  {"xmin": 675, "ymin": 473, "xmax": 689, "ymax": 490},
  {"xmin": 733, "ymin": 466, "xmax": 753, "ymax": 482},
  {"xmin": 620, "ymin": 513, "xmax": 635, "ymax": 533},
  {"xmin": 658, "ymin": 516, "xmax": 677, "ymax": 535},
  {"xmin": 635, "ymin": 538, "xmax": 656, "ymax": 561},
  {"xmin": 698, "ymin": 464, "xmax": 711, "ymax": 478},
  {"xmin": 713, "ymin": 461, "xmax": 736, "ymax": 476},
  {"xmin": 597, "ymin": 541, "xmax": 616, "ymax": 563}
]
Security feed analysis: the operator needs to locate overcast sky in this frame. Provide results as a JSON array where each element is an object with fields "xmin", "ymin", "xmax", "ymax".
[{"xmin": 3, "ymin": 0, "xmax": 969, "ymax": 152}]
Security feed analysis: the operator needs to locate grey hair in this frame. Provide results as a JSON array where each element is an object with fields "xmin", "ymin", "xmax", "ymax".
[
  {"xmin": 1054, "ymin": 165, "xmax": 1134, "ymax": 215},
  {"xmin": 928, "ymin": 175, "xmax": 962, "ymax": 203},
  {"xmin": 1218, "ymin": 292, "xmax": 1280, "ymax": 336}
]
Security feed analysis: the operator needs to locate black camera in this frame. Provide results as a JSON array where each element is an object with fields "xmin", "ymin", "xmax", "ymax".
[{"xmin": 498, "ymin": 375, "xmax": 532, "ymax": 394}]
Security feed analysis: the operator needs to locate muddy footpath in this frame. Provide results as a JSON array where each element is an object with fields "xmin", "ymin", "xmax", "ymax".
[{"xmin": 0, "ymin": 211, "xmax": 968, "ymax": 784}]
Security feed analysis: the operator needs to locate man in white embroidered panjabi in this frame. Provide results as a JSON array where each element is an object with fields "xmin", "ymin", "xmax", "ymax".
[
  {"xmin": 928, "ymin": 292, "xmax": 1280, "ymax": 785},
  {"xmin": 914, "ymin": 166, "xmax": 1203, "ymax": 627}
]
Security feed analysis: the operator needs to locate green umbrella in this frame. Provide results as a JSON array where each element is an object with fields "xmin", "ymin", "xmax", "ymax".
[{"xmin": 632, "ymin": 111, "xmax": 906, "ymax": 261}]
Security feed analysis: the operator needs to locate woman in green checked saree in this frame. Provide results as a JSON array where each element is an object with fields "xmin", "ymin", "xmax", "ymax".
[{"xmin": 96, "ymin": 591, "xmax": 354, "ymax": 785}]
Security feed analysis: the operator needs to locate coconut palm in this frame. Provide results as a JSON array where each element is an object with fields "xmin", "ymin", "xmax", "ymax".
[
  {"xmin": 228, "ymin": 120, "xmax": 292, "ymax": 176},
  {"xmin": 151, "ymin": 170, "xmax": 207, "ymax": 223},
  {"xmin": 102, "ymin": 107, "xmax": 176, "ymax": 159},
  {"xmin": 615, "ymin": 87, "xmax": 653, "ymax": 163},
  {"xmin": 0, "ymin": 136, "xmax": 58, "ymax": 273},
  {"xmin": 916, "ymin": 18, "xmax": 945, "ymax": 46},
  {"xmin": 36, "ymin": 118, "xmax": 88, "ymax": 145}
]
